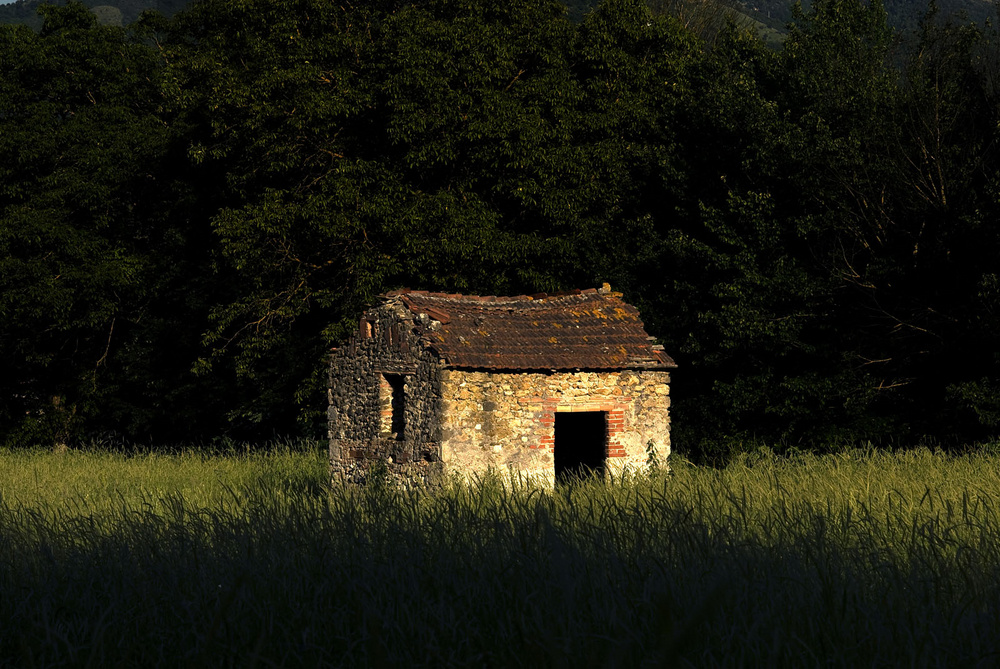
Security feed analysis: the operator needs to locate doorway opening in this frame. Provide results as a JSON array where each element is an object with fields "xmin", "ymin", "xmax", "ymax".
[{"xmin": 554, "ymin": 411, "xmax": 606, "ymax": 482}]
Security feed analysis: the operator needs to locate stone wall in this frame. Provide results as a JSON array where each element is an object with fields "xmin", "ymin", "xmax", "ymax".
[
  {"xmin": 437, "ymin": 369, "xmax": 671, "ymax": 485},
  {"xmin": 327, "ymin": 301, "xmax": 444, "ymax": 484},
  {"xmin": 329, "ymin": 298, "xmax": 672, "ymax": 487}
]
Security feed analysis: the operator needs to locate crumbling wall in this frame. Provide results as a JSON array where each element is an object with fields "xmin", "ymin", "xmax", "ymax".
[{"xmin": 327, "ymin": 301, "xmax": 444, "ymax": 484}]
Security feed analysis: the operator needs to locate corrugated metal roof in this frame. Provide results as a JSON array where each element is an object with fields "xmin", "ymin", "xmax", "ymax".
[{"xmin": 389, "ymin": 288, "xmax": 677, "ymax": 371}]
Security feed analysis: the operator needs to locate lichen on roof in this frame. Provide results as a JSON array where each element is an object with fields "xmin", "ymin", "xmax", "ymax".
[{"xmin": 384, "ymin": 287, "xmax": 676, "ymax": 371}]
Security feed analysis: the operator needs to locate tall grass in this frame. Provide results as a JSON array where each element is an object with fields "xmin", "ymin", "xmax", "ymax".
[
  {"xmin": 3, "ymin": 445, "xmax": 1000, "ymax": 666},
  {"xmin": 0, "ymin": 440, "xmax": 327, "ymax": 513}
]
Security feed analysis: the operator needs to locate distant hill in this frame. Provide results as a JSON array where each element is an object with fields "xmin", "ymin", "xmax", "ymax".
[
  {"xmin": 738, "ymin": 0, "xmax": 997, "ymax": 33},
  {"xmin": 566, "ymin": 0, "xmax": 997, "ymax": 34},
  {"xmin": 1, "ymin": 0, "xmax": 995, "ymax": 37},
  {"xmin": 0, "ymin": 0, "xmax": 187, "ymax": 28}
]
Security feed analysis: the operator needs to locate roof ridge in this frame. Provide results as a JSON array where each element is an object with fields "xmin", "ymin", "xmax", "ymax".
[
  {"xmin": 368, "ymin": 286, "xmax": 676, "ymax": 370},
  {"xmin": 390, "ymin": 287, "xmax": 604, "ymax": 303}
]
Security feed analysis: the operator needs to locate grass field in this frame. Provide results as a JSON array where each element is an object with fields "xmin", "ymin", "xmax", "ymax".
[{"xmin": 3, "ymin": 443, "xmax": 1000, "ymax": 666}]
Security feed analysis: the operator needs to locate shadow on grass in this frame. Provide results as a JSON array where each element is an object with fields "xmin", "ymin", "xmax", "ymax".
[{"xmin": 3, "ymin": 463, "xmax": 1000, "ymax": 666}]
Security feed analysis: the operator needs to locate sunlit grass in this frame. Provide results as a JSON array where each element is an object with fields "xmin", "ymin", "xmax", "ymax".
[
  {"xmin": 3, "ymin": 444, "xmax": 1000, "ymax": 665},
  {"xmin": 0, "ymin": 440, "xmax": 327, "ymax": 514}
]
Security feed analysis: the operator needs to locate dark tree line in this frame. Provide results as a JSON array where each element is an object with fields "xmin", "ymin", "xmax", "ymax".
[{"xmin": 2, "ymin": 0, "xmax": 999, "ymax": 460}]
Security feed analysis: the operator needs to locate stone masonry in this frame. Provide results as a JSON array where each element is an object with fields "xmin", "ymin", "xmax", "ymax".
[
  {"xmin": 436, "ymin": 369, "xmax": 672, "ymax": 479},
  {"xmin": 328, "ymin": 286, "xmax": 676, "ymax": 486}
]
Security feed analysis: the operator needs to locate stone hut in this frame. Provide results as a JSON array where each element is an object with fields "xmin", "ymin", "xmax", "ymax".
[{"xmin": 327, "ymin": 285, "xmax": 676, "ymax": 485}]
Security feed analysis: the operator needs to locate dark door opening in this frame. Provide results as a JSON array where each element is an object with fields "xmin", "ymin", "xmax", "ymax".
[{"xmin": 554, "ymin": 411, "xmax": 607, "ymax": 482}]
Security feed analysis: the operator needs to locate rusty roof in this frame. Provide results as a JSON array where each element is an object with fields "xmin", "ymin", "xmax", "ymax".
[{"xmin": 388, "ymin": 288, "xmax": 676, "ymax": 371}]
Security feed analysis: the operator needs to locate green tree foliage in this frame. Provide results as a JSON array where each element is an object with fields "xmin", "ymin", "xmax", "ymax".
[
  {"xmin": 676, "ymin": 0, "xmax": 1000, "ymax": 454},
  {"xmin": 0, "ymin": 3, "xmax": 233, "ymax": 446},
  {"xmin": 159, "ymin": 0, "xmax": 705, "ymax": 433},
  {"xmin": 2, "ymin": 0, "xmax": 1000, "ymax": 455},
  {"xmin": 630, "ymin": 0, "xmax": 1000, "ymax": 458},
  {"xmin": 843, "ymin": 13, "xmax": 1000, "ymax": 441},
  {"xmin": 632, "ymin": 15, "xmax": 881, "ymax": 458},
  {"xmin": 0, "ymin": 3, "xmax": 164, "ymax": 445}
]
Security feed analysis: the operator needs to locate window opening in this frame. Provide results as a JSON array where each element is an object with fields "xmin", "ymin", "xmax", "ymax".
[
  {"xmin": 379, "ymin": 374, "xmax": 406, "ymax": 440},
  {"xmin": 553, "ymin": 411, "xmax": 607, "ymax": 483}
]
